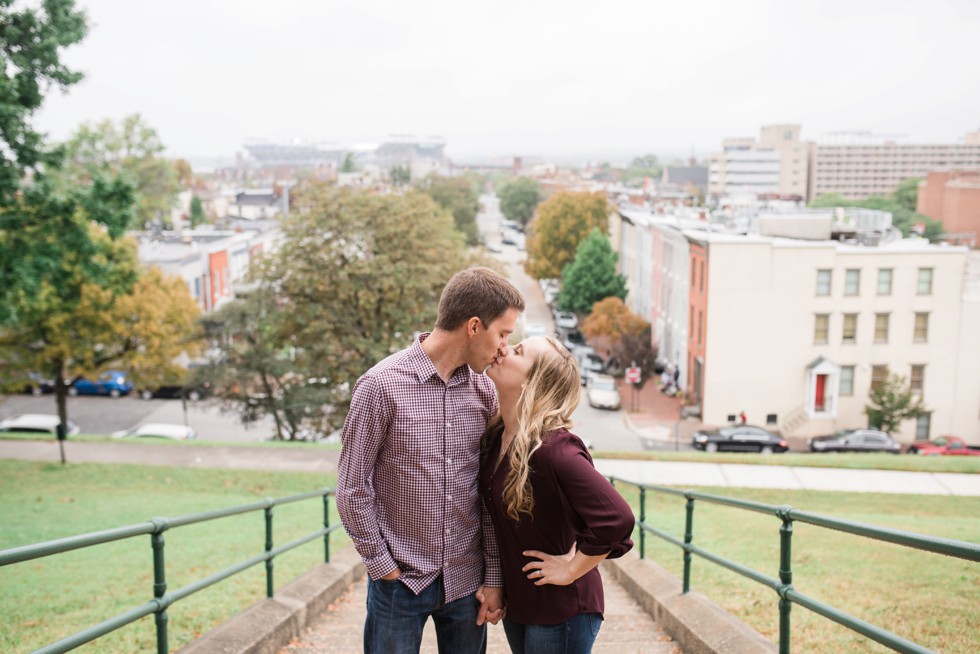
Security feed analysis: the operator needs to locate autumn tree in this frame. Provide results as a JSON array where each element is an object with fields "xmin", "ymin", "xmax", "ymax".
[
  {"xmin": 57, "ymin": 114, "xmax": 182, "ymax": 228},
  {"xmin": 415, "ymin": 174, "xmax": 480, "ymax": 245},
  {"xmin": 581, "ymin": 297, "xmax": 656, "ymax": 385},
  {"xmin": 525, "ymin": 191, "xmax": 610, "ymax": 279},
  {"xmin": 498, "ymin": 177, "xmax": 542, "ymax": 229},
  {"xmin": 865, "ymin": 374, "xmax": 927, "ymax": 435},
  {"xmin": 558, "ymin": 229, "xmax": 626, "ymax": 314},
  {"xmin": 0, "ymin": 0, "xmax": 88, "ymax": 203}
]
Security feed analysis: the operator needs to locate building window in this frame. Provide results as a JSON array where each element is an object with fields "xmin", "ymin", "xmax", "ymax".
[
  {"xmin": 814, "ymin": 314, "xmax": 829, "ymax": 344},
  {"xmin": 699, "ymin": 261, "xmax": 705, "ymax": 292},
  {"xmin": 917, "ymin": 268, "xmax": 933, "ymax": 295},
  {"xmin": 840, "ymin": 366, "xmax": 855, "ymax": 396},
  {"xmin": 691, "ymin": 265, "xmax": 696, "ymax": 289},
  {"xmin": 877, "ymin": 268, "xmax": 893, "ymax": 295},
  {"xmin": 844, "ymin": 269, "xmax": 860, "ymax": 296},
  {"xmin": 874, "ymin": 313, "xmax": 889, "ymax": 343},
  {"xmin": 913, "ymin": 312, "xmax": 929, "ymax": 342},
  {"xmin": 816, "ymin": 269, "xmax": 831, "ymax": 296},
  {"xmin": 842, "ymin": 314, "xmax": 857, "ymax": 343},
  {"xmin": 915, "ymin": 413, "xmax": 931, "ymax": 440},
  {"xmin": 910, "ymin": 365, "xmax": 925, "ymax": 395},
  {"xmin": 689, "ymin": 305, "xmax": 694, "ymax": 341},
  {"xmin": 697, "ymin": 310, "xmax": 703, "ymax": 346},
  {"xmin": 871, "ymin": 365, "xmax": 889, "ymax": 392}
]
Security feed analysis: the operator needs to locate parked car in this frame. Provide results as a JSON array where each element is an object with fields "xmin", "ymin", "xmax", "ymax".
[
  {"xmin": 555, "ymin": 311, "xmax": 578, "ymax": 330},
  {"xmin": 21, "ymin": 373, "xmax": 57, "ymax": 396},
  {"xmin": 0, "ymin": 413, "xmax": 80, "ymax": 436},
  {"xmin": 807, "ymin": 429, "xmax": 900, "ymax": 454},
  {"xmin": 112, "ymin": 422, "xmax": 197, "ymax": 440},
  {"xmin": 68, "ymin": 370, "xmax": 134, "ymax": 398},
  {"xmin": 907, "ymin": 436, "xmax": 980, "ymax": 456},
  {"xmin": 525, "ymin": 323, "xmax": 550, "ymax": 338},
  {"xmin": 138, "ymin": 382, "xmax": 210, "ymax": 401},
  {"xmin": 692, "ymin": 426, "xmax": 788, "ymax": 454},
  {"xmin": 587, "ymin": 375, "xmax": 621, "ymax": 410},
  {"xmin": 578, "ymin": 351, "xmax": 605, "ymax": 385}
]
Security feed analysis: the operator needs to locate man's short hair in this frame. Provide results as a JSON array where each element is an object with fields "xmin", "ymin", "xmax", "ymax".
[{"xmin": 435, "ymin": 267, "xmax": 525, "ymax": 331}]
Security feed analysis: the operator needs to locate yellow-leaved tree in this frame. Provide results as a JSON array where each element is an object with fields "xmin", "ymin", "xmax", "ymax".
[{"xmin": 524, "ymin": 191, "xmax": 610, "ymax": 279}]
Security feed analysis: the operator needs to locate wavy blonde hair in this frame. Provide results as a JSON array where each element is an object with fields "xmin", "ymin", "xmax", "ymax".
[{"xmin": 484, "ymin": 336, "xmax": 581, "ymax": 523}]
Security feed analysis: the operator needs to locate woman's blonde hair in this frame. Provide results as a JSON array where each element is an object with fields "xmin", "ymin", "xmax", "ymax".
[{"xmin": 485, "ymin": 336, "xmax": 581, "ymax": 523}]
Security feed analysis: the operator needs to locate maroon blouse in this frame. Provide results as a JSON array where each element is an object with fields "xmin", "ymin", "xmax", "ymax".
[{"xmin": 479, "ymin": 428, "xmax": 634, "ymax": 624}]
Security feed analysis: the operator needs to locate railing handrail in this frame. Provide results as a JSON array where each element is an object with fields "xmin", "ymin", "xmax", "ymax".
[
  {"xmin": 0, "ymin": 487, "xmax": 340, "ymax": 654},
  {"xmin": 609, "ymin": 475, "xmax": 979, "ymax": 654}
]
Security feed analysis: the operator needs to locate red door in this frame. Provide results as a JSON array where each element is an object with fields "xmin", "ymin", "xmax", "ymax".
[{"xmin": 815, "ymin": 374, "xmax": 827, "ymax": 412}]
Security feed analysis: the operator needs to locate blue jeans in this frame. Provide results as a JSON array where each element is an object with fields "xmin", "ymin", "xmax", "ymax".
[
  {"xmin": 502, "ymin": 613, "xmax": 602, "ymax": 654},
  {"xmin": 364, "ymin": 575, "xmax": 486, "ymax": 654}
]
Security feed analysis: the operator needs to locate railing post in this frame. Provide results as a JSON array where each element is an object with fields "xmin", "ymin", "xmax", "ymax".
[
  {"xmin": 777, "ymin": 506, "xmax": 794, "ymax": 654},
  {"xmin": 323, "ymin": 491, "xmax": 331, "ymax": 563},
  {"xmin": 639, "ymin": 487, "xmax": 646, "ymax": 559},
  {"xmin": 264, "ymin": 499, "xmax": 274, "ymax": 598},
  {"xmin": 150, "ymin": 519, "xmax": 169, "ymax": 654},
  {"xmin": 683, "ymin": 492, "xmax": 695, "ymax": 594}
]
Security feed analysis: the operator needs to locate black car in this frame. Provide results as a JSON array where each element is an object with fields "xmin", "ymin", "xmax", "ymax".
[
  {"xmin": 138, "ymin": 382, "xmax": 210, "ymax": 401},
  {"xmin": 807, "ymin": 429, "xmax": 900, "ymax": 454},
  {"xmin": 692, "ymin": 425, "xmax": 788, "ymax": 454}
]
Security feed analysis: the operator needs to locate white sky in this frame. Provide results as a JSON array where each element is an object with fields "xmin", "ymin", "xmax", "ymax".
[{"xmin": 35, "ymin": 0, "xmax": 980, "ymax": 163}]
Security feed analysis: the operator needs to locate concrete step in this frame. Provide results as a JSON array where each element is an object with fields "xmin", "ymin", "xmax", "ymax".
[{"xmin": 279, "ymin": 574, "xmax": 682, "ymax": 653}]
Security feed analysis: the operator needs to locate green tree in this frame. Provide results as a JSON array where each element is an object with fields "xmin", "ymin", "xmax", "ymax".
[
  {"xmin": 808, "ymin": 193, "xmax": 848, "ymax": 208},
  {"xmin": 865, "ymin": 374, "xmax": 927, "ymax": 435},
  {"xmin": 340, "ymin": 152, "xmax": 356, "ymax": 173},
  {"xmin": 415, "ymin": 174, "xmax": 480, "ymax": 245},
  {"xmin": 390, "ymin": 165, "xmax": 411, "ymax": 186},
  {"xmin": 557, "ymin": 229, "xmax": 627, "ymax": 314},
  {"xmin": 893, "ymin": 177, "xmax": 921, "ymax": 213},
  {"xmin": 809, "ymin": 185, "xmax": 943, "ymax": 241},
  {"xmin": 0, "ymin": 0, "xmax": 88, "ymax": 203},
  {"xmin": 498, "ymin": 177, "xmax": 542, "ymax": 229},
  {"xmin": 58, "ymin": 114, "xmax": 181, "ymax": 228},
  {"xmin": 622, "ymin": 154, "xmax": 662, "ymax": 186},
  {"xmin": 525, "ymin": 191, "xmax": 610, "ymax": 279},
  {"xmin": 189, "ymin": 195, "xmax": 206, "ymax": 227}
]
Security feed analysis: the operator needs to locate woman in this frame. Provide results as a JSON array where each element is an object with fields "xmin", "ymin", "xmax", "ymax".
[{"xmin": 481, "ymin": 336, "xmax": 635, "ymax": 654}]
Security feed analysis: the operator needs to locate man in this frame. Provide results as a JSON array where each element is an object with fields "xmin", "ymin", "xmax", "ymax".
[{"xmin": 338, "ymin": 267, "xmax": 526, "ymax": 654}]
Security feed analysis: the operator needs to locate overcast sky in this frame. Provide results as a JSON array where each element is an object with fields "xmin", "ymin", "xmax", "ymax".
[{"xmin": 35, "ymin": 0, "xmax": 980, "ymax": 164}]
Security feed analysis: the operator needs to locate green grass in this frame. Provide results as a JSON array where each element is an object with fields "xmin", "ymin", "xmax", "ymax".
[
  {"xmin": 613, "ymin": 483, "xmax": 980, "ymax": 653},
  {"xmin": 0, "ymin": 431, "xmax": 342, "ymax": 450},
  {"xmin": 595, "ymin": 448, "xmax": 980, "ymax": 474},
  {"xmin": 0, "ymin": 460, "xmax": 349, "ymax": 653}
]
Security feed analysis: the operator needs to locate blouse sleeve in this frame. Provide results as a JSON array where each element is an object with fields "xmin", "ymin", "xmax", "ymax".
[{"xmin": 551, "ymin": 433, "xmax": 635, "ymax": 559}]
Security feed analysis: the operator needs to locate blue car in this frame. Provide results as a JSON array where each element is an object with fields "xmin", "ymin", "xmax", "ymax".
[{"xmin": 68, "ymin": 370, "xmax": 134, "ymax": 398}]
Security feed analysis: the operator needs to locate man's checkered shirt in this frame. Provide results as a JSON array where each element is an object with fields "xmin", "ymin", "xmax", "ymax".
[{"xmin": 337, "ymin": 333, "xmax": 502, "ymax": 603}]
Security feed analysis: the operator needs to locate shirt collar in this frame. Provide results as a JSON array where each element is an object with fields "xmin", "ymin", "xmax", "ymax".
[{"xmin": 411, "ymin": 332, "xmax": 472, "ymax": 386}]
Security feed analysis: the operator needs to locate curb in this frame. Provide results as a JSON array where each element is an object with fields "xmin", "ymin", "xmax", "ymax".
[
  {"xmin": 602, "ymin": 553, "xmax": 776, "ymax": 654},
  {"xmin": 176, "ymin": 547, "xmax": 365, "ymax": 654}
]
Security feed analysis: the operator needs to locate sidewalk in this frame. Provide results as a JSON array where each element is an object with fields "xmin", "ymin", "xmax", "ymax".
[{"xmin": 616, "ymin": 378, "xmax": 703, "ymax": 446}]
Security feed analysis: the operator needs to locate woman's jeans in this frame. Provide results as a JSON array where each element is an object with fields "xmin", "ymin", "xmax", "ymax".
[
  {"xmin": 502, "ymin": 613, "xmax": 602, "ymax": 654},
  {"xmin": 364, "ymin": 575, "xmax": 486, "ymax": 654}
]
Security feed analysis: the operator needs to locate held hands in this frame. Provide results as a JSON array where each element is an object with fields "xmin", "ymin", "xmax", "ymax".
[
  {"xmin": 522, "ymin": 542, "xmax": 578, "ymax": 586},
  {"xmin": 475, "ymin": 586, "xmax": 505, "ymax": 625}
]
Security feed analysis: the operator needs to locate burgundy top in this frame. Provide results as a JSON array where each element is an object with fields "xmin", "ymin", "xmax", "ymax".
[{"xmin": 479, "ymin": 428, "xmax": 634, "ymax": 624}]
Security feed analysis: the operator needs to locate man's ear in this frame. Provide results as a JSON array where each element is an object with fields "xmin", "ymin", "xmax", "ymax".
[{"xmin": 466, "ymin": 316, "xmax": 482, "ymax": 337}]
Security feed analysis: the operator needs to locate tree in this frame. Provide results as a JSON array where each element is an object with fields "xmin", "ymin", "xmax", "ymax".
[
  {"xmin": 525, "ymin": 191, "xmax": 610, "ymax": 279},
  {"xmin": 622, "ymin": 154, "xmax": 662, "ymax": 186},
  {"xmin": 0, "ymin": 0, "xmax": 88, "ymax": 203},
  {"xmin": 390, "ymin": 165, "xmax": 411, "ymax": 186},
  {"xmin": 497, "ymin": 177, "xmax": 542, "ymax": 229},
  {"xmin": 189, "ymin": 195, "xmax": 206, "ymax": 227},
  {"xmin": 809, "ymin": 186, "xmax": 943, "ymax": 241},
  {"xmin": 557, "ymin": 229, "xmax": 627, "ymax": 314},
  {"xmin": 893, "ymin": 177, "xmax": 921, "ymax": 213},
  {"xmin": 57, "ymin": 114, "xmax": 182, "ymax": 228},
  {"xmin": 415, "ymin": 174, "xmax": 480, "ymax": 245},
  {"xmin": 865, "ymin": 374, "xmax": 927, "ymax": 435},
  {"xmin": 340, "ymin": 152, "xmax": 356, "ymax": 173},
  {"xmin": 580, "ymin": 297, "xmax": 656, "ymax": 386}
]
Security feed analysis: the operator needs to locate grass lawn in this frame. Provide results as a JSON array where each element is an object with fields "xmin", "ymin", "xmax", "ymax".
[
  {"xmin": 595, "ymin": 448, "xmax": 980, "ymax": 474},
  {"xmin": 0, "ymin": 460, "xmax": 348, "ymax": 653},
  {"xmin": 0, "ymin": 431, "xmax": 343, "ymax": 450},
  {"xmin": 613, "ymin": 483, "xmax": 980, "ymax": 653}
]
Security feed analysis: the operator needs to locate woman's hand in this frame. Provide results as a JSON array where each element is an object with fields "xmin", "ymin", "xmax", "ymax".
[{"xmin": 521, "ymin": 543, "xmax": 578, "ymax": 586}]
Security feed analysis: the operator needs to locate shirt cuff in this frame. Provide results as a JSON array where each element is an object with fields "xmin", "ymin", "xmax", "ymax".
[{"xmin": 363, "ymin": 551, "xmax": 400, "ymax": 580}]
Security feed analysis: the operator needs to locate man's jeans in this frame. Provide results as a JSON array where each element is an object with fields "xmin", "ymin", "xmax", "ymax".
[
  {"xmin": 364, "ymin": 576, "xmax": 486, "ymax": 654},
  {"xmin": 502, "ymin": 613, "xmax": 602, "ymax": 654}
]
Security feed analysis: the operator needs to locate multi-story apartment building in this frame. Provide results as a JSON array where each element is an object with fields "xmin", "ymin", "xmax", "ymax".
[
  {"xmin": 684, "ymin": 233, "xmax": 975, "ymax": 443},
  {"xmin": 916, "ymin": 170, "xmax": 980, "ymax": 241},
  {"xmin": 809, "ymin": 131, "xmax": 980, "ymax": 200},
  {"xmin": 708, "ymin": 125, "xmax": 811, "ymax": 199}
]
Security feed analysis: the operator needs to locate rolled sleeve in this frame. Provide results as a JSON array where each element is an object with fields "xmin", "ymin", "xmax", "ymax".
[
  {"xmin": 336, "ymin": 375, "xmax": 399, "ymax": 579},
  {"xmin": 552, "ymin": 439, "xmax": 635, "ymax": 559}
]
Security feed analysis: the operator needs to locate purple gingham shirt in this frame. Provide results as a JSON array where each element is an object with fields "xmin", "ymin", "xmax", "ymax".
[{"xmin": 337, "ymin": 333, "xmax": 502, "ymax": 603}]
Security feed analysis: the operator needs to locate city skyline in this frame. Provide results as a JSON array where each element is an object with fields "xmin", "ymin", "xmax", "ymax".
[{"xmin": 36, "ymin": 0, "xmax": 980, "ymax": 163}]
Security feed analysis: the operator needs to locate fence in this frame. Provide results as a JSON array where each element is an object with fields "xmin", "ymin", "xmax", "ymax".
[
  {"xmin": 608, "ymin": 476, "xmax": 980, "ymax": 654},
  {"xmin": 0, "ymin": 488, "xmax": 341, "ymax": 654}
]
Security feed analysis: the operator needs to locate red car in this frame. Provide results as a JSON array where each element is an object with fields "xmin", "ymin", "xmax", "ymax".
[{"xmin": 907, "ymin": 436, "xmax": 980, "ymax": 456}]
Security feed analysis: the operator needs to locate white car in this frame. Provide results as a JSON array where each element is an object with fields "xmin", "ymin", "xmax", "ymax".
[
  {"xmin": 587, "ymin": 375, "xmax": 622, "ymax": 410},
  {"xmin": 525, "ymin": 323, "xmax": 550, "ymax": 338},
  {"xmin": 0, "ymin": 413, "xmax": 80, "ymax": 436},
  {"xmin": 112, "ymin": 422, "xmax": 197, "ymax": 441},
  {"xmin": 555, "ymin": 312, "xmax": 578, "ymax": 330}
]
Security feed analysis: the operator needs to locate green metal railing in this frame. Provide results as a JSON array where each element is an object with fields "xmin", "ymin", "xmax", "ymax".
[
  {"xmin": 0, "ymin": 488, "xmax": 342, "ymax": 654},
  {"xmin": 608, "ymin": 477, "xmax": 980, "ymax": 654}
]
